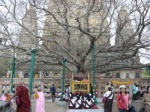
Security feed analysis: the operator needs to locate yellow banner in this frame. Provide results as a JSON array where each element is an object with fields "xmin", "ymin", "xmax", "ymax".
[{"xmin": 112, "ymin": 80, "xmax": 133, "ymax": 85}]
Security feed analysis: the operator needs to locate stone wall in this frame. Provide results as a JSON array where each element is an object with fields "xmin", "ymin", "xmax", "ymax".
[{"xmin": 0, "ymin": 77, "xmax": 149, "ymax": 98}]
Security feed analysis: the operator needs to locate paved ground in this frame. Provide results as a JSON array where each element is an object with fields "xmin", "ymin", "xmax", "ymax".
[
  {"xmin": 12, "ymin": 102, "xmax": 67, "ymax": 112},
  {"xmin": 11, "ymin": 98, "xmax": 142, "ymax": 112},
  {"xmin": 100, "ymin": 100, "xmax": 142, "ymax": 112}
]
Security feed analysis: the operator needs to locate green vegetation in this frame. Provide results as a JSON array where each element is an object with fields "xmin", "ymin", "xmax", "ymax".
[
  {"xmin": 143, "ymin": 67, "xmax": 150, "ymax": 78},
  {"xmin": 0, "ymin": 57, "xmax": 11, "ymax": 77}
]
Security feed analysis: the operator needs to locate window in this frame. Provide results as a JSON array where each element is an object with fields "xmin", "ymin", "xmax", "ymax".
[
  {"xmin": 34, "ymin": 74, "xmax": 39, "ymax": 78},
  {"xmin": 24, "ymin": 73, "xmax": 29, "ymax": 78},
  {"xmin": 101, "ymin": 82, "xmax": 105, "ymax": 84},
  {"xmin": 106, "ymin": 73, "xmax": 110, "ymax": 76},
  {"xmin": 135, "ymin": 73, "xmax": 140, "ymax": 78},
  {"xmin": 101, "ymin": 87, "xmax": 105, "ymax": 89},
  {"xmin": 54, "ymin": 73, "xmax": 58, "ymax": 77},
  {"xmin": 116, "ymin": 73, "xmax": 121, "ymax": 78},
  {"xmin": 125, "ymin": 73, "xmax": 130, "ymax": 78}
]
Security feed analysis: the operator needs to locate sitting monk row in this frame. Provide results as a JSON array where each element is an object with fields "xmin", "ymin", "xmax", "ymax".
[
  {"xmin": 69, "ymin": 93, "xmax": 94, "ymax": 109},
  {"xmin": 69, "ymin": 91, "xmax": 94, "ymax": 100}
]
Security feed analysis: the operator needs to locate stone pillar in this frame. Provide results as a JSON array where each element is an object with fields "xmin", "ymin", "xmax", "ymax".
[
  {"xmin": 0, "ymin": 79, "xmax": 2, "ymax": 96},
  {"xmin": 19, "ymin": 71, "xmax": 23, "ymax": 79},
  {"xmin": 39, "ymin": 71, "xmax": 43, "ymax": 78},
  {"xmin": 40, "ymin": 81, "xmax": 44, "ymax": 91},
  {"xmin": 129, "ymin": 84, "xmax": 133, "ymax": 98}
]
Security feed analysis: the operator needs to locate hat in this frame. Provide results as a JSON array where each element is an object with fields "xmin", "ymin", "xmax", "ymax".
[{"xmin": 119, "ymin": 85, "xmax": 126, "ymax": 89}]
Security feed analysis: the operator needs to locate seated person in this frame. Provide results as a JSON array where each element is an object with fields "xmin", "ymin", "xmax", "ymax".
[
  {"xmin": 84, "ymin": 95, "xmax": 92, "ymax": 109},
  {"xmin": 68, "ymin": 95, "xmax": 76, "ymax": 109},
  {"xmin": 89, "ymin": 93, "xmax": 94, "ymax": 104},
  {"xmin": 75, "ymin": 95, "xmax": 82, "ymax": 109},
  {"xmin": 0, "ymin": 90, "xmax": 12, "ymax": 102},
  {"xmin": 76, "ymin": 90, "xmax": 80, "ymax": 95},
  {"xmin": 80, "ymin": 92, "xmax": 84, "ymax": 101},
  {"xmin": 69, "ymin": 92, "xmax": 73, "ymax": 100}
]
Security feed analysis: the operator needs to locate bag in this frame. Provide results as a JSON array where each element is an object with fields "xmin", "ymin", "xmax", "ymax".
[
  {"xmin": 139, "ymin": 105, "xmax": 145, "ymax": 112},
  {"xmin": 15, "ymin": 96, "xmax": 20, "ymax": 105},
  {"xmin": 102, "ymin": 92, "xmax": 113, "ymax": 103},
  {"xmin": 128, "ymin": 106, "xmax": 136, "ymax": 112}
]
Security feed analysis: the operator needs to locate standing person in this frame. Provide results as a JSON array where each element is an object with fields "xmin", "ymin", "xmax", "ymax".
[
  {"xmin": 111, "ymin": 84, "xmax": 114, "ymax": 92},
  {"xmin": 50, "ymin": 84, "xmax": 56, "ymax": 101},
  {"xmin": 137, "ymin": 85, "xmax": 141, "ymax": 100},
  {"xmin": 132, "ymin": 83, "xmax": 137, "ymax": 101},
  {"xmin": 103, "ymin": 87, "xmax": 114, "ymax": 112},
  {"xmin": 136, "ymin": 85, "xmax": 139, "ymax": 100},
  {"xmin": 90, "ymin": 84, "xmax": 93, "ymax": 97},
  {"xmin": 68, "ymin": 85, "xmax": 71, "ymax": 94},
  {"xmin": 140, "ymin": 87, "xmax": 144, "ymax": 98},
  {"xmin": 105, "ymin": 82, "xmax": 110, "ymax": 92},
  {"xmin": 142, "ymin": 86, "xmax": 150, "ymax": 112},
  {"xmin": 8, "ymin": 81, "xmax": 31, "ymax": 112},
  {"xmin": 65, "ymin": 85, "xmax": 69, "ymax": 102},
  {"xmin": 34, "ymin": 87, "xmax": 45, "ymax": 112},
  {"xmin": 116, "ymin": 85, "xmax": 130, "ymax": 112}
]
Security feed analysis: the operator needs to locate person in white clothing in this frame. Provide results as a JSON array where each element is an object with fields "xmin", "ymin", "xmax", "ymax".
[
  {"xmin": 2, "ymin": 85, "xmax": 6, "ymax": 93},
  {"xmin": 103, "ymin": 87, "xmax": 114, "ymax": 112},
  {"xmin": 68, "ymin": 85, "xmax": 71, "ymax": 94},
  {"xmin": 65, "ymin": 85, "xmax": 69, "ymax": 102}
]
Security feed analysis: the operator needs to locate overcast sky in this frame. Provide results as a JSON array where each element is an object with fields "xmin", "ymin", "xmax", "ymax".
[{"xmin": 0, "ymin": 0, "xmax": 150, "ymax": 64}]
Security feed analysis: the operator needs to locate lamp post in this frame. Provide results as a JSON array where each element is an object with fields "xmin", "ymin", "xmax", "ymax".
[
  {"xmin": 92, "ymin": 44, "xmax": 97, "ymax": 104},
  {"xmin": 10, "ymin": 49, "xmax": 16, "ymax": 93},
  {"xmin": 60, "ymin": 58, "xmax": 67, "ymax": 101},
  {"xmin": 29, "ymin": 49, "xmax": 38, "ymax": 97}
]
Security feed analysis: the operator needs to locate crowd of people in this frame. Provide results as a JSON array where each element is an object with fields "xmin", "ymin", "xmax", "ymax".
[
  {"xmin": 103, "ymin": 82, "xmax": 150, "ymax": 112},
  {"xmin": 68, "ymin": 92, "xmax": 96, "ymax": 109},
  {"xmin": 0, "ymin": 81, "xmax": 149, "ymax": 112},
  {"xmin": 0, "ymin": 81, "xmax": 46, "ymax": 112},
  {"xmin": 63, "ymin": 83, "xmax": 97, "ymax": 109},
  {"xmin": 132, "ymin": 83, "xmax": 144, "ymax": 100}
]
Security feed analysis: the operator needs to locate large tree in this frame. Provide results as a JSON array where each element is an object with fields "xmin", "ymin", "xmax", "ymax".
[{"xmin": 0, "ymin": 0, "xmax": 150, "ymax": 73}]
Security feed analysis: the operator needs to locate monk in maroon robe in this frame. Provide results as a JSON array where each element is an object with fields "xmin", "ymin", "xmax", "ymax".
[{"xmin": 9, "ymin": 82, "xmax": 31, "ymax": 112}]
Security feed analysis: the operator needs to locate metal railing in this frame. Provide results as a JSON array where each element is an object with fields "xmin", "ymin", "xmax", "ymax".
[{"xmin": 0, "ymin": 101, "xmax": 14, "ymax": 112}]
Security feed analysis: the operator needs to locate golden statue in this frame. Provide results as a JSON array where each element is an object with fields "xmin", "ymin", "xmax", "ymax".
[{"xmin": 34, "ymin": 74, "xmax": 39, "ymax": 78}]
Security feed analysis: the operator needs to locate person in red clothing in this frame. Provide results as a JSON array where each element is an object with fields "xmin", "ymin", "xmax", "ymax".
[
  {"xmin": 9, "ymin": 81, "xmax": 31, "ymax": 112},
  {"xmin": 116, "ymin": 85, "xmax": 130, "ymax": 112}
]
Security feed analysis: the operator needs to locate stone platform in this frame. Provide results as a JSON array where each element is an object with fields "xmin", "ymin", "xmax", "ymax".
[{"xmin": 0, "ymin": 101, "xmax": 14, "ymax": 112}]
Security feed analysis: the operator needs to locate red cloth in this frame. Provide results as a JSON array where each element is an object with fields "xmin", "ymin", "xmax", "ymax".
[{"xmin": 16, "ymin": 85, "xmax": 31, "ymax": 112}]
